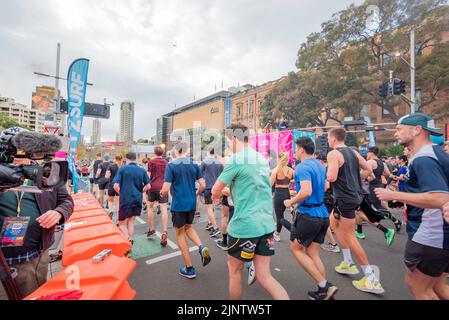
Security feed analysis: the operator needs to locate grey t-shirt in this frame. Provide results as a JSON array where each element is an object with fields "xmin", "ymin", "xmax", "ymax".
[{"xmin": 200, "ymin": 157, "xmax": 224, "ymax": 189}]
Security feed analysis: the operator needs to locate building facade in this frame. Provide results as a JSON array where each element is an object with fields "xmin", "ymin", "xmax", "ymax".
[
  {"xmin": 0, "ymin": 97, "xmax": 45, "ymax": 132},
  {"xmin": 120, "ymin": 101, "xmax": 135, "ymax": 145},
  {"xmin": 91, "ymin": 119, "xmax": 101, "ymax": 145}
]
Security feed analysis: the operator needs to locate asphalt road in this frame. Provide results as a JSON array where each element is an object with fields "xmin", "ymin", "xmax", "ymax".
[{"xmin": 129, "ymin": 205, "xmax": 416, "ymax": 300}]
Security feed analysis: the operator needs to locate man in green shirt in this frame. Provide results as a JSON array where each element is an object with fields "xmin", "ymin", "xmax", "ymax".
[{"xmin": 212, "ymin": 123, "xmax": 289, "ymax": 300}]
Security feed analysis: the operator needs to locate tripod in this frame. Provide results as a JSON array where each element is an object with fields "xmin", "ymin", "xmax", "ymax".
[{"xmin": 0, "ymin": 249, "xmax": 22, "ymax": 300}]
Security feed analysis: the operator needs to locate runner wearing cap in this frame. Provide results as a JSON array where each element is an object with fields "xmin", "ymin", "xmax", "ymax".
[{"xmin": 375, "ymin": 113, "xmax": 449, "ymax": 300}]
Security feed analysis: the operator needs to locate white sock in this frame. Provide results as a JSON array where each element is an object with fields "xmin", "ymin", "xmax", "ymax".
[
  {"xmin": 361, "ymin": 265, "xmax": 379, "ymax": 284},
  {"xmin": 318, "ymin": 280, "xmax": 328, "ymax": 289},
  {"xmin": 342, "ymin": 249, "xmax": 354, "ymax": 265}
]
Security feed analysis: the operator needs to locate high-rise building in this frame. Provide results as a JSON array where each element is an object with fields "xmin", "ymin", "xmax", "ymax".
[
  {"xmin": 31, "ymin": 85, "xmax": 66, "ymax": 129},
  {"xmin": 92, "ymin": 119, "xmax": 101, "ymax": 145},
  {"xmin": 0, "ymin": 97, "xmax": 45, "ymax": 132},
  {"xmin": 120, "ymin": 101, "xmax": 134, "ymax": 145}
]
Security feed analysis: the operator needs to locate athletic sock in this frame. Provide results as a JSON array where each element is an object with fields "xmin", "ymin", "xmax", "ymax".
[
  {"xmin": 342, "ymin": 249, "xmax": 354, "ymax": 265},
  {"xmin": 361, "ymin": 265, "xmax": 379, "ymax": 285},
  {"xmin": 318, "ymin": 280, "xmax": 328, "ymax": 289},
  {"xmin": 376, "ymin": 224, "xmax": 388, "ymax": 234},
  {"xmin": 356, "ymin": 224, "xmax": 363, "ymax": 233},
  {"xmin": 222, "ymin": 233, "xmax": 228, "ymax": 245}
]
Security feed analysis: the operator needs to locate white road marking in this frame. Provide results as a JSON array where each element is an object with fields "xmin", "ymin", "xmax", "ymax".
[
  {"xmin": 146, "ymin": 246, "xmax": 197, "ymax": 265},
  {"xmin": 155, "ymin": 231, "xmax": 178, "ymax": 250},
  {"xmin": 136, "ymin": 217, "xmax": 146, "ymax": 224}
]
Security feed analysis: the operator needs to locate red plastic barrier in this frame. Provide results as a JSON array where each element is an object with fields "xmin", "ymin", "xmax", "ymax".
[{"xmin": 25, "ymin": 255, "xmax": 136, "ymax": 300}]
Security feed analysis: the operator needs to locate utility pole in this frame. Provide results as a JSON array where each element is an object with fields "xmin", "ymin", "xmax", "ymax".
[
  {"xmin": 55, "ymin": 43, "xmax": 61, "ymax": 127},
  {"xmin": 410, "ymin": 29, "xmax": 416, "ymax": 114}
]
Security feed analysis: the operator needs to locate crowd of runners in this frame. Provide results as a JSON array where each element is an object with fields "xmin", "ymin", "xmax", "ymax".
[{"xmin": 85, "ymin": 112, "xmax": 449, "ymax": 300}]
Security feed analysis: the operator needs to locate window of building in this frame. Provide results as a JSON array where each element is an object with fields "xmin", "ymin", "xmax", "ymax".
[{"xmin": 237, "ymin": 105, "xmax": 242, "ymax": 117}]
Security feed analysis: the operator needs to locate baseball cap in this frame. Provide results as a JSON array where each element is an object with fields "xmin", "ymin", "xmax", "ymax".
[
  {"xmin": 103, "ymin": 154, "xmax": 111, "ymax": 161},
  {"xmin": 397, "ymin": 113, "xmax": 443, "ymax": 136}
]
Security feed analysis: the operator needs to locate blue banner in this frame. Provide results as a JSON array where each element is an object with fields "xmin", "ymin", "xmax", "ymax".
[
  {"xmin": 292, "ymin": 130, "xmax": 316, "ymax": 151},
  {"xmin": 67, "ymin": 58, "xmax": 90, "ymax": 193}
]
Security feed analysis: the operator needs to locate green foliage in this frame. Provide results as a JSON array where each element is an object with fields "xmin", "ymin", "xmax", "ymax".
[
  {"xmin": 261, "ymin": 0, "xmax": 449, "ymax": 128},
  {"xmin": 0, "ymin": 113, "xmax": 21, "ymax": 131},
  {"xmin": 379, "ymin": 144, "xmax": 404, "ymax": 157}
]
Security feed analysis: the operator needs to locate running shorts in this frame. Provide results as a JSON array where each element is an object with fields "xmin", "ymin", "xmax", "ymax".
[
  {"xmin": 333, "ymin": 199, "xmax": 361, "ymax": 220},
  {"xmin": 107, "ymin": 185, "xmax": 118, "ymax": 197},
  {"xmin": 171, "ymin": 210, "xmax": 195, "ymax": 229},
  {"xmin": 98, "ymin": 178, "xmax": 109, "ymax": 191},
  {"xmin": 404, "ymin": 240, "xmax": 449, "ymax": 277},
  {"xmin": 291, "ymin": 213, "xmax": 329, "ymax": 247},
  {"xmin": 147, "ymin": 191, "xmax": 168, "ymax": 204},
  {"xmin": 118, "ymin": 205, "xmax": 142, "ymax": 222},
  {"xmin": 227, "ymin": 232, "xmax": 275, "ymax": 262},
  {"xmin": 203, "ymin": 189, "xmax": 213, "ymax": 205}
]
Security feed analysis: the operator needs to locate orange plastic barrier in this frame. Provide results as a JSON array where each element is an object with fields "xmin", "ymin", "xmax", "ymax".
[
  {"xmin": 68, "ymin": 208, "xmax": 108, "ymax": 222},
  {"xmin": 62, "ymin": 223, "xmax": 131, "ymax": 267},
  {"xmin": 24, "ymin": 255, "xmax": 136, "ymax": 300}
]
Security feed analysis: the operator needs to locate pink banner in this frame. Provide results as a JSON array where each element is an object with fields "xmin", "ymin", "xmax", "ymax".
[{"xmin": 249, "ymin": 130, "xmax": 293, "ymax": 164}]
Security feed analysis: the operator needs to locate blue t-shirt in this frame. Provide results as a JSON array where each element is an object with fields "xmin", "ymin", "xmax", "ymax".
[
  {"xmin": 397, "ymin": 165, "xmax": 408, "ymax": 191},
  {"xmin": 112, "ymin": 163, "xmax": 150, "ymax": 210},
  {"xmin": 405, "ymin": 144, "xmax": 449, "ymax": 250},
  {"xmin": 200, "ymin": 157, "xmax": 224, "ymax": 189},
  {"xmin": 164, "ymin": 157, "xmax": 202, "ymax": 212},
  {"xmin": 294, "ymin": 158, "xmax": 329, "ymax": 218}
]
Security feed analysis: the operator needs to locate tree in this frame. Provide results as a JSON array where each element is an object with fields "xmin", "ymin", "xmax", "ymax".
[
  {"xmin": 0, "ymin": 113, "xmax": 21, "ymax": 131},
  {"xmin": 261, "ymin": 0, "xmax": 449, "ymax": 126}
]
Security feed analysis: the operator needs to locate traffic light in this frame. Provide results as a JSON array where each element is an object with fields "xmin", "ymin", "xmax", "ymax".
[
  {"xmin": 393, "ymin": 79, "xmax": 406, "ymax": 95},
  {"xmin": 315, "ymin": 134, "xmax": 329, "ymax": 157},
  {"xmin": 378, "ymin": 83, "xmax": 388, "ymax": 97}
]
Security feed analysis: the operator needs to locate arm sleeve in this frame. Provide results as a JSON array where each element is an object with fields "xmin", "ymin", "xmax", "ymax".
[
  {"xmin": 414, "ymin": 158, "xmax": 449, "ymax": 193},
  {"xmin": 164, "ymin": 165, "xmax": 173, "ymax": 183}
]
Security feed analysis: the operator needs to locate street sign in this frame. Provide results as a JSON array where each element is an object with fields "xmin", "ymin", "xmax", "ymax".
[
  {"xmin": 59, "ymin": 99, "xmax": 110, "ymax": 119},
  {"xmin": 44, "ymin": 126, "xmax": 60, "ymax": 135}
]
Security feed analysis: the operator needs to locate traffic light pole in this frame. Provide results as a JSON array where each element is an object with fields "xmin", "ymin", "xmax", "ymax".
[{"xmin": 410, "ymin": 29, "xmax": 416, "ymax": 114}]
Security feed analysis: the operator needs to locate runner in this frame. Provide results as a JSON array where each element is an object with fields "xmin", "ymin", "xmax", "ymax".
[
  {"xmin": 316, "ymin": 153, "xmax": 341, "ymax": 253},
  {"xmin": 284, "ymin": 137, "xmax": 338, "ymax": 300},
  {"xmin": 160, "ymin": 141, "xmax": 211, "ymax": 279},
  {"xmin": 200, "ymin": 148, "xmax": 224, "ymax": 238},
  {"xmin": 212, "ymin": 123, "xmax": 289, "ymax": 300},
  {"xmin": 146, "ymin": 146, "xmax": 169, "ymax": 247},
  {"xmin": 271, "ymin": 152, "xmax": 294, "ymax": 242},
  {"xmin": 113, "ymin": 152, "xmax": 151, "ymax": 257},
  {"xmin": 90, "ymin": 153, "xmax": 102, "ymax": 198},
  {"xmin": 95, "ymin": 154, "xmax": 111, "ymax": 208},
  {"xmin": 326, "ymin": 127, "xmax": 384, "ymax": 294},
  {"xmin": 375, "ymin": 113, "xmax": 449, "ymax": 300},
  {"xmin": 106, "ymin": 156, "xmax": 122, "ymax": 219}
]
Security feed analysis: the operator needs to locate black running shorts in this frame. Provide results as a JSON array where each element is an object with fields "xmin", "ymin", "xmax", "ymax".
[
  {"xmin": 118, "ymin": 205, "xmax": 142, "ymax": 222},
  {"xmin": 98, "ymin": 178, "xmax": 109, "ymax": 191},
  {"xmin": 203, "ymin": 189, "xmax": 213, "ymax": 205},
  {"xmin": 291, "ymin": 213, "xmax": 329, "ymax": 247},
  {"xmin": 227, "ymin": 233, "xmax": 275, "ymax": 262},
  {"xmin": 147, "ymin": 191, "xmax": 168, "ymax": 204},
  {"xmin": 107, "ymin": 185, "xmax": 118, "ymax": 197},
  {"xmin": 171, "ymin": 210, "xmax": 195, "ymax": 229},
  {"xmin": 404, "ymin": 240, "xmax": 449, "ymax": 277},
  {"xmin": 333, "ymin": 200, "xmax": 361, "ymax": 220}
]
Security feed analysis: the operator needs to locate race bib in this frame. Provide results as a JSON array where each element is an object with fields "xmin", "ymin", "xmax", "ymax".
[{"xmin": 0, "ymin": 217, "xmax": 30, "ymax": 247}]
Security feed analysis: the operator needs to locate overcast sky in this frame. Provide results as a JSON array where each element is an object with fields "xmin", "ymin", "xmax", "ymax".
[{"xmin": 0, "ymin": 0, "xmax": 363, "ymax": 142}]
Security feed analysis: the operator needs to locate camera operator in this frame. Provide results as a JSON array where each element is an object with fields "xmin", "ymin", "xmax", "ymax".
[{"xmin": 0, "ymin": 157, "xmax": 74, "ymax": 298}]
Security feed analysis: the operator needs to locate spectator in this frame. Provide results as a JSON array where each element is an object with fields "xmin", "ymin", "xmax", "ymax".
[{"xmin": 0, "ymin": 159, "xmax": 74, "ymax": 298}]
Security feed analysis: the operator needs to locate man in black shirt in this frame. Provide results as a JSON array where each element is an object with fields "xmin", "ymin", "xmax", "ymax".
[
  {"xmin": 90, "ymin": 153, "xmax": 102, "ymax": 197},
  {"xmin": 326, "ymin": 127, "xmax": 384, "ymax": 294},
  {"xmin": 96, "ymin": 154, "xmax": 111, "ymax": 208},
  {"xmin": 106, "ymin": 156, "xmax": 122, "ymax": 219}
]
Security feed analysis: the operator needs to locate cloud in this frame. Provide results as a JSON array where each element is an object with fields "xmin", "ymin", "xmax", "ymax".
[{"xmin": 0, "ymin": 0, "xmax": 363, "ymax": 143}]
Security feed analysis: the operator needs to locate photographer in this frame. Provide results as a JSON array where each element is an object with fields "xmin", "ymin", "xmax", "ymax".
[{"xmin": 0, "ymin": 160, "xmax": 74, "ymax": 298}]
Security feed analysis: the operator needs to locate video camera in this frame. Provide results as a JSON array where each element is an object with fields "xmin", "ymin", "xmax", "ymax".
[{"xmin": 0, "ymin": 127, "xmax": 69, "ymax": 192}]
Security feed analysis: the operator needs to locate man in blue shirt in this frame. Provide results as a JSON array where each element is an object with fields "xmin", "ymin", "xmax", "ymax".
[
  {"xmin": 113, "ymin": 152, "xmax": 151, "ymax": 254},
  {"xmin": 284, "ymin": 137, "xmax": 338, "ymax": 300},
  {"xmin": 375, "ymin": 113, "xmax": 449, "ymax": 300},
  {"xmin": 160, "ymin": 141, "xmax": 211, "ymax": 279}
]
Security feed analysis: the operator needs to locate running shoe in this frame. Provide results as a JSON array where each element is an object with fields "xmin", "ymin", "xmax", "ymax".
[
  {"xmin": 147, "ymin": 229, "xmax": 156, "ymax": 239},
  {"xmin": 156, "ymin": 206, "xmax": 161, "ymax": 215},
  {"xmin": 209, "ymin": 228, "xmax": 221, "ymax": 238},
  {"xmin": 394, "ymin": 221, "xmax": 403, "ymax": 232},
  {"xmin": 307, "ymin": 282, "xmax": 339, "ymax": 300},
  {"xmin": 215, "ymin": 239, "xmax": 228, "ymax": 250},
  {"xmin": 160, "ymin": 232, "xmax": 168, "ymax": 247},
  {"xmin": 205, "ymin": 223, "xmax": 213, "ymax": 231},
  {"xmin": 142, "ymin": 202, "xmax": 147, "ymax": 212},
  {"xmin": 355, "ymin": 231, "xmax": 366, "ymax": 239},
  {"xmin": 179, "ymin": 266, "xmax": 196, "ymax": 279},
  {"xmin": 199, "ymin": 245, "xmax": 211, "ymax": 267},
  {"xmin": 385, "ymin": 228, "xmax": 395, "ymax": 247},
  {"xmin": 352, "ymin": 277, "xmax": 385, "ymax": 294},
  {"xmin": 335, "ymin": 261, "xmax": 360, "ymax": 275},
  {"xmin": 195, "ymin": 211, "xmax": 201, "ymax": 218},
  {"xmin": 247, "ymin": 262, "xmax": 256, "ymax": 286},
  {"xmin": 321, "ymin": 243, "xmax": 341, "ymax": 253},
  {"xmin": 273, "ymin": 232, "xmax": 281, "ymax": 242},
  {"xmin": 108, "ymin": 211, "xmax": 114, "ymax": 219}
]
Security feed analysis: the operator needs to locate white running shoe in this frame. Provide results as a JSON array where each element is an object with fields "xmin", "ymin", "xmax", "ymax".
[
  {"xmin": 273, "ymin": 232, "xmax": 281, "ymax": 242},
  {"xmin": 247, "ymin": 262, "xmax": 256, "ymax": 286}
]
